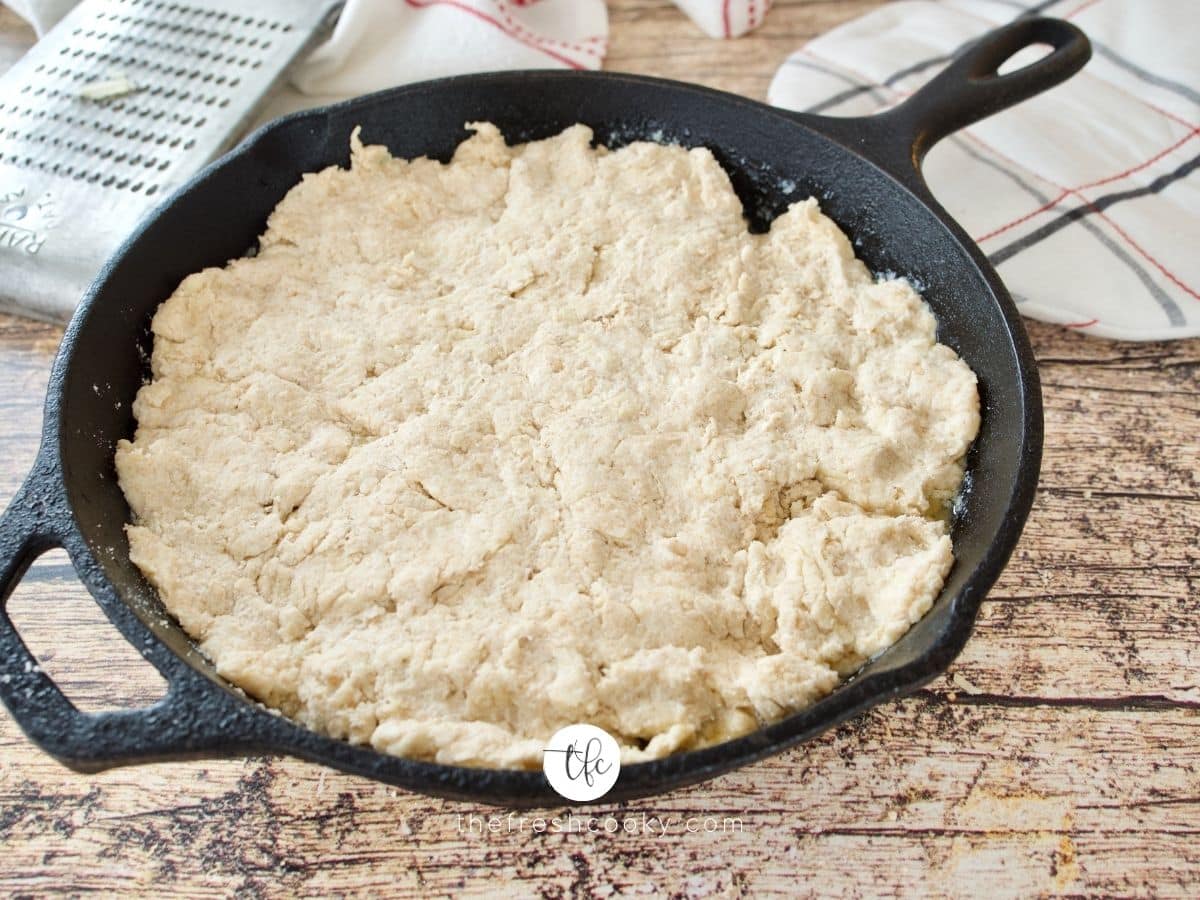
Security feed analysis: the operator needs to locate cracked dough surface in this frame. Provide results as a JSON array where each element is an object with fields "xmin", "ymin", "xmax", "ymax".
[{"xmin": 116, "ymin": 123, "xmax": 980, "ymax": 768}]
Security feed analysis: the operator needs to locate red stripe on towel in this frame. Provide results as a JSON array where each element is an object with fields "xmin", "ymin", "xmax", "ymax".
[
  {"xmin": 976, "ymin": 190, "xmax": 1072, "ymax": 242},
  {"xmin": 1086, "ymin": 203, "xmax": 1200, "ymax": 301},
  {"xmin": 970, "ymin": 138, "xmax": 1200, "ymax": 301},
  {"xmin": 972, "ymin": 128, "xmax": 1199, "ymax": 248},
  {"xmin": 1065, "ymin": 0, "xmax": 1102, "ymax": 19},
  {"xmin": 403, "ymin": 0, "xmax": 589, "ymax": 69},
  {"xmin": 1078, "ymin": 129, "xmax": 1200, "ymax": 191}
]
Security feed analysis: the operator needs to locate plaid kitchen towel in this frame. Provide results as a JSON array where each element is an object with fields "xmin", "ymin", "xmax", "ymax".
[{"xmin": 770, "ymin": 0, "xmax": 1200, "ymax": 340}]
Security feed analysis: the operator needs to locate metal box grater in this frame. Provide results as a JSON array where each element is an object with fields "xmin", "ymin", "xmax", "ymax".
[{"xmin": 0, "ymin": 0, "xmax": 342, "ymax": 320}]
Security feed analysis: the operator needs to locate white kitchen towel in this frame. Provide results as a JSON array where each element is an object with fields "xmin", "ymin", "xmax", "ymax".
[
  {"xmin": 290, "ymin": 0, "xmax": 773, "ymax": 102},
  {"xmin": 265, "ymin": 0, "xmax": 769, "ymax": 119},
  {"xmin": 292, "ymin": 0, "xmax": 611, "ymax": 99},
  {"xmin": 284, "ymin": 0, "xmax": 769, "ymax": 116},
  {"xmin": 674, "ymin": 0, "xmax": 772, "ymax": 38},
  {"xmin": 770, "ymin": 0, "xmax": 1200, "ymax": 341}
]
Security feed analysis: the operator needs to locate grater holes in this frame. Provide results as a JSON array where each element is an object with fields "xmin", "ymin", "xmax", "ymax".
[
  {"xmin": 0, "ymin": 123, "xmax": 171, "ymax": 188},
  {"xmin": 88, "ymin": 14, "xmax": 283, "ymax": 51},
  {"xmin": 89, "ymin": 31, "xmax": 261, "ymax": 68},
  {"xmin": 71, "ymin": 45, "xmax": 255, "ymax": 82},
  {"xmin": 5, "ymin": 0, "xmax": 309, "ymax": 198},
  {"xmin": 0, "ymin": 150, "xmax": 163, "ymax": 195}
]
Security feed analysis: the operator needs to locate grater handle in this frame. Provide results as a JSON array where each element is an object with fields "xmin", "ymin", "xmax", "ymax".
[{"xmin": 0, "ymin": 467, "xmax": 253, "ymax": 771}]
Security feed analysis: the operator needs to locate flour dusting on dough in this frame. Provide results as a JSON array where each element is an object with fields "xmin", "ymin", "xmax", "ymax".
[{"xmin": 116, "ymin": 124, "xmax": 980, "ymax": 768}]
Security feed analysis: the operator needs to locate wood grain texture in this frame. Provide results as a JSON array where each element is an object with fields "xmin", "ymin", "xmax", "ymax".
[
  {"xmin": 0, "ymin": 8, "xmax": 33, "ymax": 74},
  {"xmin": 1, "ymin": 2, "xmax": 1198, "ymax": 896}
]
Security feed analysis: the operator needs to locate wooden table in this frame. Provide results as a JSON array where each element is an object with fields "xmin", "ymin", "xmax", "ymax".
[{"xmin": 1, "ymin": 2, "xmax": 1197, "ymax": 895}]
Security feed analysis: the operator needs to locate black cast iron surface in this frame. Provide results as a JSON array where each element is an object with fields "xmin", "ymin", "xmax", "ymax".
[{"xmin": 0, "ymin": 18, "xmax": 1089, "ymax": 806}]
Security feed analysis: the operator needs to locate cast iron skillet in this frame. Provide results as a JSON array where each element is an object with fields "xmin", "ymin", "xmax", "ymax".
[{"xmin": 0, "ymin": 17, "xmax": 1089, "ymax": 806}]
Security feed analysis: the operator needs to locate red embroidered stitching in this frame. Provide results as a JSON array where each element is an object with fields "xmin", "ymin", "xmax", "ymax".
[{"xmin": 402, "ymin": 0, "xmax": 600, "ymax": 68}]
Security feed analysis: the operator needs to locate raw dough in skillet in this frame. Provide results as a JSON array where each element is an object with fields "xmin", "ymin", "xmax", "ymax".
[{"xmin": 116, "ymin": 123, "xmax": 980, "ymax": 768}]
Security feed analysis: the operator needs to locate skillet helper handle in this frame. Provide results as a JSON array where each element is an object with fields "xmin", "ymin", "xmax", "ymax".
[
  {"xmin": 866, "ymin": 17, "xmax": 1091, "ymax": 179},
  {"xmin": 0, "ymin": 473, "xmax": 240, "ymax": 771}
]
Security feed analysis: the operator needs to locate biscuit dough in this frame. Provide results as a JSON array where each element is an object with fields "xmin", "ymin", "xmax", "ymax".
[{"xmin": 116, "ymin": 123, "xmax": 980, "ymax": 768}]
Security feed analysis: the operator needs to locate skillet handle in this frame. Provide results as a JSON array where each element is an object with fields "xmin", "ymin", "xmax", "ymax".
[
  {"xmin": 846, "ymin": 16, "xmax": 1091, "ymax": 182},
  {"xmin": 0, "ymin": 469, "xmax": 249, "ymax": 771}
]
